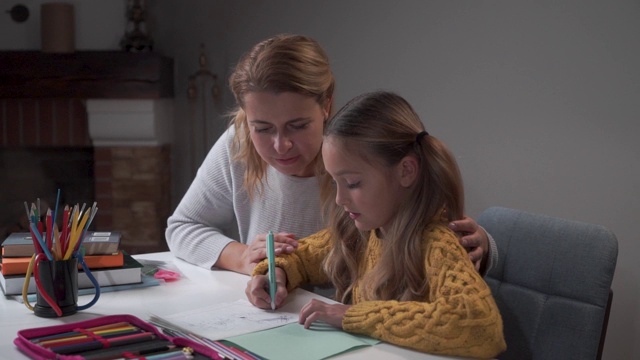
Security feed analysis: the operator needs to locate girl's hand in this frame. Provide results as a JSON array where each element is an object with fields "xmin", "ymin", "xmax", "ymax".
[
  {"xmin": 241, "ymin": 232, "xmax": 298, "ymax": 273},
  {"xmin": 299, "ymin": 299, "xmax": 351, "ymax": 329},
  {"xmin": 245, "ymin": 267, "xmax": 288, "ymax": 309}
]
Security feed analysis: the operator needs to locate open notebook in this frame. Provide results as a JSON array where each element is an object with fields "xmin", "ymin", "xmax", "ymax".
[{"xmin": 148, "ymin": 290, "xmax": 379, "ymax": 360}]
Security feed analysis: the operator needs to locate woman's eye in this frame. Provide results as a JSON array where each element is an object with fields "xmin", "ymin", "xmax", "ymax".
[
  {"xmin": 290, "ymin": 123, "xmax": 309, "ymax": 130},
  {"xmin": 254, "ymin": 127, "xmax": 272, "ymax": 134}
]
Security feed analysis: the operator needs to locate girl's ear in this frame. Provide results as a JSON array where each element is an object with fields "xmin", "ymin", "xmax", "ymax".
[
  {"xmin": 322, "ymin": 98, "xmax": 332, "ymax": 120},
  {"xmin": 398, "ymin": 155, "xmax": 419, "ymax": 188}
]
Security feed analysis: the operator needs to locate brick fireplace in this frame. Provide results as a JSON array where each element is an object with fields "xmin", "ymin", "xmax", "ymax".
[{"xmin": 0, "ymin": 51, "xmax": 174, "ymax": 254}]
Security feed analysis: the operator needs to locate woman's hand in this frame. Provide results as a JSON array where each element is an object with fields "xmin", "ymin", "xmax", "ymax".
[
  {"xmin": 241, "ymin": 232, "xmax": 298, "ymax": 274},
  {"xmin": 299, "ymin": 299, "xmax": 351, "ymax": 329},
  {"xmin": 245, "ymin": 267, "xmax": 288, "ymax": 309},
  {"xmin": 449, "ymin": 216, "xmax": 489, "ymax": 271}
]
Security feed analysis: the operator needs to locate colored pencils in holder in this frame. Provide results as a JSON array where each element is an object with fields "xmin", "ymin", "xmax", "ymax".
[
  {"xmin": 63, "ymin": 202, "xmax": 98, "ymax": 260},
  {"xmin": 23, "ymin": 193, "xmax": 98, "ymax": 261}
]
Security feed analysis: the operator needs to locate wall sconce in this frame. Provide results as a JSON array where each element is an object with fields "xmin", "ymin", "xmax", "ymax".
[
  {"xmin": 187, "ymin": 44, "xmax": 219, "ymax": 100},
  {"xmin": 7, "ymin": 4, "xmax": 30, "ymax": 23}
]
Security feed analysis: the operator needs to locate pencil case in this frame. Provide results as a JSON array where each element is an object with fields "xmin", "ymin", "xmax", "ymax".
[{"xmin": 14, "ymin": 314, "xmax": 219, "ymax": 359}]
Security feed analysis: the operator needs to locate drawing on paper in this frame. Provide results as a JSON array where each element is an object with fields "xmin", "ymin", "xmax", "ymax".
[{"xmin": 149, "ymin": 299, "xmax": 298, "ymax": 340}]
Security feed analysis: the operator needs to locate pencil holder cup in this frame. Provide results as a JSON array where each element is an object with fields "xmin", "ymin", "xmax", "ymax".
[
  {"xmin": 23, "ymin": 254, "xmax": 100, "ymax": 318},
  {"xmin": 34, "ymin": 258, "xmax": 79, "ymax": 317}
]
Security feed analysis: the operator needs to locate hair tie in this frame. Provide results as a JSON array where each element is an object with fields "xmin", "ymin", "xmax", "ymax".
[{"xmin": 416, "ymin": 130, "xmax": 429, "ymax": 143}]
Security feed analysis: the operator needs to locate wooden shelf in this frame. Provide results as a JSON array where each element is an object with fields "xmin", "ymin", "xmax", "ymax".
[{"xmin": 0, "ymin": 51, "xmax": 174, "ymax": 98}]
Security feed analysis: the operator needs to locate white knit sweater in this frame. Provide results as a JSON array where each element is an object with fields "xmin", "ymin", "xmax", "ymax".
[{"xmin": 165, "ymin": 128, "xmax": 324, "ymax": 269}]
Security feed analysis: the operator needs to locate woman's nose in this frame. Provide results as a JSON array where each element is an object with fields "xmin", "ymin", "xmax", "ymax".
[{"xmin": 274, "ymin": 134, "xmax": 292, "ymax": 154}]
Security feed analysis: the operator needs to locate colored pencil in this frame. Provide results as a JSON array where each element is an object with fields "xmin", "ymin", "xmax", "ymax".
[
  {"xmin": 79, "ymin": 339, "xmax": 174, "ymax": 360},
  {"xmin": 50, "ymin": 331, "xmax": 156, "ymax": 354},
  {"xmin": 60, "ymin": 205, "xmax": 70, "ymax": 258},
  {"xmin": 45, "ymin": 209, "xmax": 53, "ymax": 254},
  {"xmin": 29, "ymin": 222, "xmax": 53, "ymax": 261},
  {"xmin": 29, "ymin": 321, "xmax": 134, "ymax": 343},
  {"xmin": 38, "ymin": 326, "xmax": 142, "ymax": 346},
  {"xmin": 144, "ymin": 349, "xmax": 192, "ymax": 360}
]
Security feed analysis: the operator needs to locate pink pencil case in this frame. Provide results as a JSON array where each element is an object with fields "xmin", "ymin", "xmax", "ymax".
[{"xmin": 14, "ymin": 314, "xmax": 220, "ymax": 359}]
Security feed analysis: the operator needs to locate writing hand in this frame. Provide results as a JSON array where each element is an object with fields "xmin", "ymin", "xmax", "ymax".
[
  {"xmin": 299, "ymin": 299, "xmax": 351, "ymax": 329},
  {"xmin": 245, "ymin": 267, "xmax": 288, "ymax": 309}
]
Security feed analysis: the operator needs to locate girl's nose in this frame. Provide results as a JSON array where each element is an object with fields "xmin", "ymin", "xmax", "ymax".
[{"xmin": 335, "ymin": 187, "xmax": 348, "ymax": 206}]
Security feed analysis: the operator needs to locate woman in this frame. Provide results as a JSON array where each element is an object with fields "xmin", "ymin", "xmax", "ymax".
[{"xmin": 166, "ymin": 34, "xmax": 495, "ymax": 275}]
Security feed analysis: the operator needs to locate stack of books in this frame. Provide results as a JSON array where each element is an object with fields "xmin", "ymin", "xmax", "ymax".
[{"xmin": 0, "ymin": 231, "xmax": 144, "ymax": 296}]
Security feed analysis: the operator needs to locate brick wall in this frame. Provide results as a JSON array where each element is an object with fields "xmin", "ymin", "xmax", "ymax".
[
  {"xmin": 1, "ymin": 99, "xmax": 90, "ymax": 147},
  {"xmin": 94, "ymin": 146, "xmax": 170, "ymax": 254}
]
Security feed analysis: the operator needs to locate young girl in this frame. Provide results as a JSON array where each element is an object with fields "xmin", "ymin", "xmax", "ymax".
[
  {"xmin": 166, "ymin": 34, "xmax": 495, "ymax": 276},
  {"xmin": 246, "ymin": 91, "xmax": 506, "ymax": 358}
]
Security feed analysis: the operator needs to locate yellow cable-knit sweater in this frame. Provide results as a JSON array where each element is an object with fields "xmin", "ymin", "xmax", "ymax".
[{"xmin": 253, "ymin": 224, "xmax": 506, "ymax": 359}]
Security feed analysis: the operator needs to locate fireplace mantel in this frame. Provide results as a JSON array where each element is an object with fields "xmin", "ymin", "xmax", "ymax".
[{"xmin": 0, "ymin": 51, "xmax": 173, "ymax": 99}]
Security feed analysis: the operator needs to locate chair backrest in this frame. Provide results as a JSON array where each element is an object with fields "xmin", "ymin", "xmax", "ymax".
[{"xmin": 478, "ymin": 207, "xmax": 618, "ymax": 360}]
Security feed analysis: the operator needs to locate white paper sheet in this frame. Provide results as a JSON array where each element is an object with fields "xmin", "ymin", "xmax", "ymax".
[{"xmin": 149, "ymin": 299, "xmax": 298, "ymax": 340}]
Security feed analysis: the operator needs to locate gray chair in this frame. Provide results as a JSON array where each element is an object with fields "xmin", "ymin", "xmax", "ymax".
[{"xmin": 478, "ymin": 206, "xmax": 618, "ymax": 360}]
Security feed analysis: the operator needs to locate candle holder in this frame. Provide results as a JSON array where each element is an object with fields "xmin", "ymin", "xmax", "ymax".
[{"xmin": 120, "ymin": 0, "xmax": 153, "ymax": 52}]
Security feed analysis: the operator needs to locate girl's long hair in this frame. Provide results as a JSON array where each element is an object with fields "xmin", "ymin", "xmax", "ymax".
[
  {"xmin": 228, "ymin": 34, "xmax": 335, "ymax": 198},
  {"xmin": 321, "ymin": 91, "xmax": 464, "ymax": 303}
]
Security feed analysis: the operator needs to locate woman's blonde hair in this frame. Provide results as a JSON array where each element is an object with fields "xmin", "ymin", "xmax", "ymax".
[
  {"xmin": 228, "ymin": 34, "xmax": 335, "ymax": 198},
  {"xmin": 321, "ymin": 91, "xmax": 464, "ymax": 304}
]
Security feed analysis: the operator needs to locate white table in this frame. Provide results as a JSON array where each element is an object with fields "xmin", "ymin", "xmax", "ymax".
[{"xmin": 1, "ymin": 252, "xmax": 462, "ymax": 360}]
